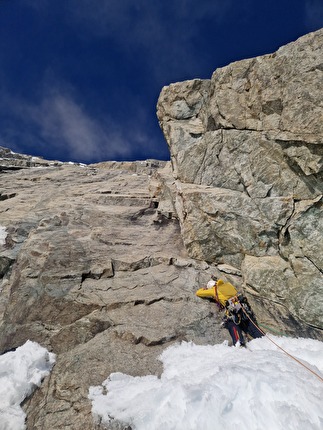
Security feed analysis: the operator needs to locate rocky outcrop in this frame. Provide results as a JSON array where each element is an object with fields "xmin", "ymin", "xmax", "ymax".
[
  {"xmin": 157, "ymin": 28, "xmax": 323, "ymax": 330},
  {"xmin": 0, "ymin": 146, "xmax": 65, "ymax": 170}
]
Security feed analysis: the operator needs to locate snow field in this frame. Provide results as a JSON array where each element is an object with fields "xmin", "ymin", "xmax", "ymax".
[{"xmin": 89, "ymin": 336, "xmax": 323, "ymax": 430}]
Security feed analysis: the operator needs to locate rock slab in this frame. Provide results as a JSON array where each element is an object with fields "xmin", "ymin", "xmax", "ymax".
[{"xmin": 0, "ymin": 160, "xmax": 230, "ymax": 429}]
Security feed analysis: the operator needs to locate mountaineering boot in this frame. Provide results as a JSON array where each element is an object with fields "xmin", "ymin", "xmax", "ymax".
[{"xmin": 226, "ymin": 319, "xmax": 245, "ymax": 346}]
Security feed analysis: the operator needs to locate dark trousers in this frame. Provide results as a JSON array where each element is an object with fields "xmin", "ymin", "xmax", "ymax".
[
  {"xmin": 226, "ymin": 320, "xmax": 246, "ymax": 346},
  {"xmin": 226, "ymin": 316, "xmax": 264, "ymax": 346}
]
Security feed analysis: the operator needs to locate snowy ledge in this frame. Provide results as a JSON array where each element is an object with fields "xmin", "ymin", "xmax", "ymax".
[{"xmin": 89, "ymin": 337, "xmax": 323, "ymax": 430}]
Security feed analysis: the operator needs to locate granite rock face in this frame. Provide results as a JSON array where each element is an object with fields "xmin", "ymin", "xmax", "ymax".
[
  {"xmin": 0, "ymin": 159, "xmax": 234, "ymax": 429},
  {"xmin": 157, "ymin": 29, "xmax": 323, "ymax": 330}
]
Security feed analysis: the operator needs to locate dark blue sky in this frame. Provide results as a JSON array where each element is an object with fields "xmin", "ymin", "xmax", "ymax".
[{"xmin": 0, "ymin": 0, "xmax": 322, "ymax": 164}]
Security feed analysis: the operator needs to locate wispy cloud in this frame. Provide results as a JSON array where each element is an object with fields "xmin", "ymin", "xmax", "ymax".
[
  {"xmin": 31, "ymin": 94, "xmax": 118, "ymax": 161},
  {"xmin": 305, "ymin": 0, "xmax": 323, "ymax": 31},
  {"xmin": 0, "ymin": 88, "xmax": 157, "ymax": 163},
  {"xmin": 9, "ymin": 1, "xmax": 234, "ymax": 162}
]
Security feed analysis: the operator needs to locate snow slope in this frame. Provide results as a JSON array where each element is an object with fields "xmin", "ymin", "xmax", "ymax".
[{"xmin": 89, "ymin": 336, "xmax": 323, "ymax": 430}]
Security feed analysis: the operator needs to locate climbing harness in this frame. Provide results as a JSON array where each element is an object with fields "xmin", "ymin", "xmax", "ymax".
[
  {"xmin": 214, "ymin": 285, "xmax": 224, "ymax": 310},
  {"xmin": 240, "ymin": 306, "xmax": 323, "ymax": 384}
]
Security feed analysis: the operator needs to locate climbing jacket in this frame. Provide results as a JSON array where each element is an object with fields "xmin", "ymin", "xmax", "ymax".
[
  {"xmin": 196, "ymin": 279, "xmax": 238, "ymax": 308},
  {"xmin": 196, "ymin": 280, "xmax": 257, "ymax": 324}
]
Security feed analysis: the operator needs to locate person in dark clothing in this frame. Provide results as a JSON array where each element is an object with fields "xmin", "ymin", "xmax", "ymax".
[{"xmin": 223, "ymin": 291, "xmax": 264, "ymax": 345}]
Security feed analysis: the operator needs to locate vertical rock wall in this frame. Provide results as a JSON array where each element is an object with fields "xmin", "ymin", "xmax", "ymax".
[
  {"xmin": 0, "ymin": 160, "xmax": 232, "ymax": 429},
  {"xmin": 157, "ymin": 29, "xmax": 323, "ymax": 330}
]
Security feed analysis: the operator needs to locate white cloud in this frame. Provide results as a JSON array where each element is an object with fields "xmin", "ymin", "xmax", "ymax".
[
  {"xmin": 36, "ymin": 93, "xmax": 141, "ymax": 161},
  {"xmin": 0, "ymin": 84, "xmax": 165, "ymax": 162},
  {"xmin": 0, "ymin": 89, "xmax": 146, "ymax": 162},
  {"xmin": 33, "ymin": 94, "xmax": 112, "ymax": 160},
  {"xmin": 305, "ymin": 0, "xmax": 323, "ymax": 31}
]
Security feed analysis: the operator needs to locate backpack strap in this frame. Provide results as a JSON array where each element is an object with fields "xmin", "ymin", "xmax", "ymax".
[{"xmin": 214, "ymin": 286, "xmax": 225, "ymax": 310}]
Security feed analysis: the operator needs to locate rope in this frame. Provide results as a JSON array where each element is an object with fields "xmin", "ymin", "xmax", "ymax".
[{"xmin": 241, "ymin": 307, "xmax": 323, "ymax": 384}]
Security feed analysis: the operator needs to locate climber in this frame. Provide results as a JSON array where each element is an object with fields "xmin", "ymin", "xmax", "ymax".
[{"xmin": 196, "ymin": 276, "xmax": 264, "ymax": 346}]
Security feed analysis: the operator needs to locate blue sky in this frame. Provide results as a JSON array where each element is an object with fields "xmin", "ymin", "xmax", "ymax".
[{"xmin": 0, "ymin": 0, "xmax": 322, "ymax": 164}]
